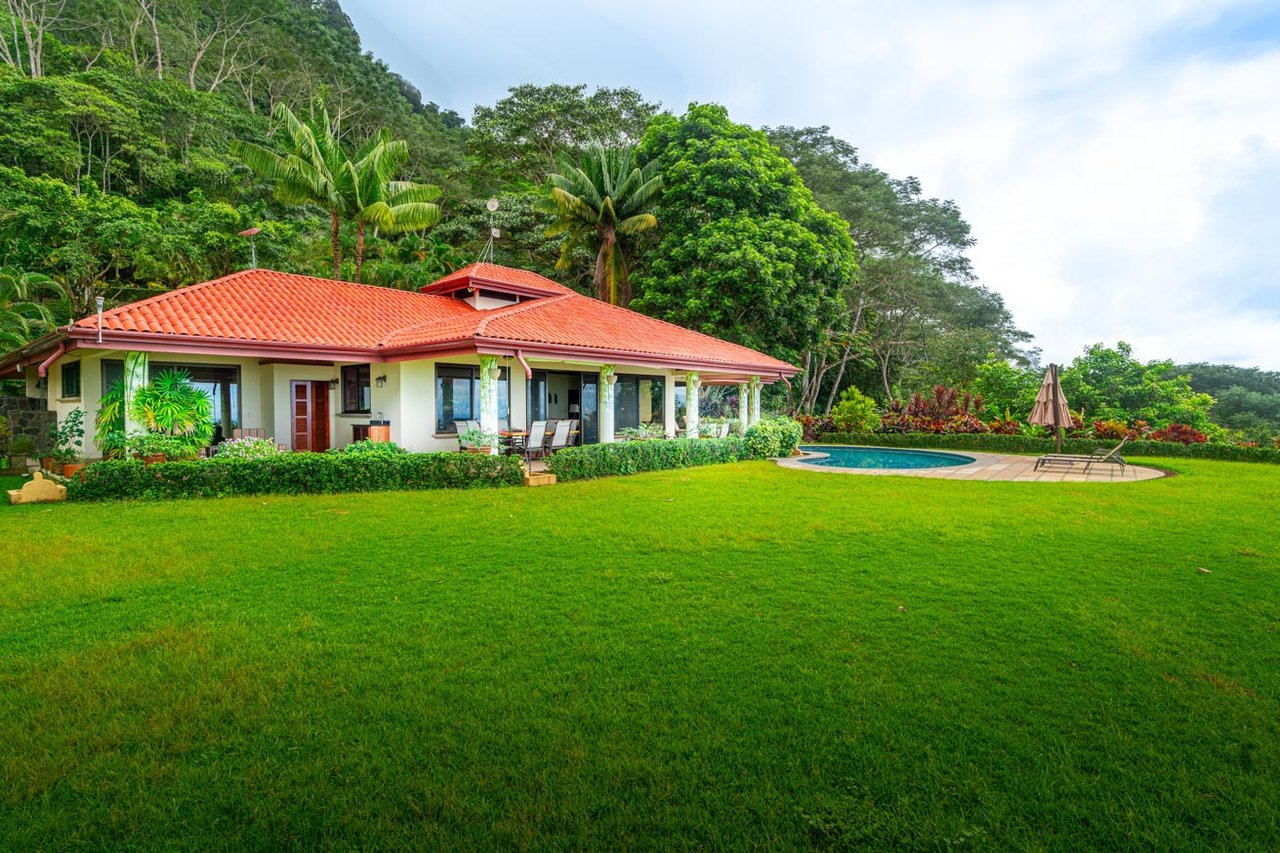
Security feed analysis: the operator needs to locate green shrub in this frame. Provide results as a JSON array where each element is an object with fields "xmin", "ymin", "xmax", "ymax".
[
  {"xmin": 330, "ymin": 439, "xmax": 408, "ymax": 455},
  {"xmin": 815, "ymin": 432, "xmax": 1280, "ymax": 464},
  {"xmin": 546, "ymin": 437, "xmax": 751, "ymax": 481},
  {"xmin": 9, "ymin": 434, "xmax": 35, "ymax": 456},
  {"xmin": 743, "ymin": 416, "xmax": 803, "ymax": 458},
  {"xmin": 216, "ymin": 436, "xmax": 284, "ymax": 460},
  {"xmin": 67, "ymin": 452, "xmax": 524, "ymax": 501},
  {"xmin": 0, "ymin": 415, "xmax": 9, "ymax": 453},
  {"xmin": 830, "ymin": 387, "xmax": 879, "ymax": 433}
]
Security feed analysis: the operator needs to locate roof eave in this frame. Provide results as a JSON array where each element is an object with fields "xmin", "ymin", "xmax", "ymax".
[{"xmin": 0, "ymin": 330, "xmax": 70, "ymax": 375}]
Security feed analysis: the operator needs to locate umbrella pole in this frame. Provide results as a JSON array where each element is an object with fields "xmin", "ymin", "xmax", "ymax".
[{"xmin": 1051, "ymin": 363, "xmax": 1063, "ymax": 453}]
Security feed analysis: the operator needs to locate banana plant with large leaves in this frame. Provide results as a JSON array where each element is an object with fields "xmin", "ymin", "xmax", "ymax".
[{"xmin": 543, "ymin": 142, "xmax": 661, "ymax": 306}]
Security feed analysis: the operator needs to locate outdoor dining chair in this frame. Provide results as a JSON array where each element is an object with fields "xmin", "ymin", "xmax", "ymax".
[{"xmin": 547, "ymin": 420, "xmax": 572, "ymax": 453}]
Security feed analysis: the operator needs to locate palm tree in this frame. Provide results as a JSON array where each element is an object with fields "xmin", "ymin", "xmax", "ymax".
[
  {"xmin": 232, "ymin": 99, "xmax": 351, "ymax": 279},
  {"xmin": 543, "ymin": 142, "xmax": 662, "ymax": 305},
  {"xmin": 0, "ymin": 270, "xmax": 56, "ymax": 348},
  {"xmin": 346, "ymin": 129, "xmax": 441, "ymax": 283}
]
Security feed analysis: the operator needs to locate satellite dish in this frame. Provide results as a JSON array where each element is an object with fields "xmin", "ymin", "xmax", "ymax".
[{"xmin": 486, "ymin": 198, "xmax": 500, "ymax": 213}]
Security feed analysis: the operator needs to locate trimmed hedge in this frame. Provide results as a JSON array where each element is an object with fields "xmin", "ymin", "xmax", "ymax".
[
  {"xmin": 546, "ymin": 437, "xmax": 753, "ymax": 482},
  {"xmin": 67, "ymin": 452, "xmax": 525, "ymax": 501},
  {"xmin": 815, "ymin": 432, "xmax": 1280, "ymax": 464}
]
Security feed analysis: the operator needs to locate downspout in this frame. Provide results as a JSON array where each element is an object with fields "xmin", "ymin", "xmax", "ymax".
[
  {"xmin": 37, "ymin": 342, "xmax": 67, "ymax": 378},
  {"xmin": 778, "ymin": 374, "xmax": 791, "ymax": 389},
  {"xmin": 515, "ymin": 349, "xmax": 532, "ymax": 380}
]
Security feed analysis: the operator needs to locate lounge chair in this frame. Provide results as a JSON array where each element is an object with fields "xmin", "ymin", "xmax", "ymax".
[
  {"xmin": 1034, "ymin": 436, "xmax": 1130, "ymax": 474},
  {"xmin": 546, "ymin": 420, "xmax": 572, "ymax": 454}
]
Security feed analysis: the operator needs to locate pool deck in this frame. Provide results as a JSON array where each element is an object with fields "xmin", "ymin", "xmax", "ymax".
[{"xmin": 779, "ymin": 447, "xmax": 1166, "ymax": 483}]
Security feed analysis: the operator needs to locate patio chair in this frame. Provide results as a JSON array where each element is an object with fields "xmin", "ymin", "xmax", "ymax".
[
  {"xmin": 718, "ymin": 422, "xmax": 731, "ymax": 438},
  {"xmin": 232, "ymin": 428, "xmax": 265, "ymax": 439},
  {"xmin": 567, "ymin": 419, "xmax": 580, "ymax": 445},
  {"xmin": 519, "ymin": 419, "xmax": 548, "ymax": 461},
  {"xmin": 1034, "ymin": 436, "xmax": 1130, "ymax": 474},
  {"xmin": 547, "ymin": 420, "xmax": 572, "ymax": 454}
]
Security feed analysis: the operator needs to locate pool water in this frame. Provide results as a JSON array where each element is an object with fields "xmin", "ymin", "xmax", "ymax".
[{"xmin": 799, "ymin": 445, "xmax": 976, "ymax": 470}]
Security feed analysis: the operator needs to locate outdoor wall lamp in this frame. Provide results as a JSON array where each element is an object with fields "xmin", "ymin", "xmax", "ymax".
[
  {"xmin": 328, "ymin": 378, "xmax": 340, "ymax": 389},
  {"xmin": 375, "ymin": 374, "xmax": 387, "ymax": 388},
  {"xmin": 606, "ymin": 374, "xmax": 618, "ymax": 385}
]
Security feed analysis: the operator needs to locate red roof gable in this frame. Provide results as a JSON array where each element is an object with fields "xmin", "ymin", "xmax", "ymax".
[{"xmin": 59, "ymin": 266, "xmax": 797, "ymax": 377}]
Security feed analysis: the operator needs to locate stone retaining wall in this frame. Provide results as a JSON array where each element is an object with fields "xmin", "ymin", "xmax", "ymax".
[{"xmin": 0, "ymin": 397, "xmax": 55, "ymax": 453}]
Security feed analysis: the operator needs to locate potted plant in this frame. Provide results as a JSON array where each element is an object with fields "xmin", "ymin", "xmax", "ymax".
[
  {"xmin": 457, "ymin": 427, "xmax": 499, "ymax": 454},
  {"xmin": 46, "ymin": 408, "xmax": 85, "ymax": 475}
]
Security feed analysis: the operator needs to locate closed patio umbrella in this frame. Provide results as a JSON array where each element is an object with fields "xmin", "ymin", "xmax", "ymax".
[{"xmin": 1029, "ymin": 363, "xmax": 1072, "ymax": 452}]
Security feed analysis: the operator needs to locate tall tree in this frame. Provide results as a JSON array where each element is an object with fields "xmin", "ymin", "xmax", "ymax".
[
  {"xmin": 470, "ymin": 84, "xmax": 661, "ymax": 188},
  {"xmin": 633, "ymin": 105, "xmax": 855, "ymax": 367},
  {"xmin": 542, "ymin": 142, "xmax": 660, "ymax": 305},
  {"xmin": 232, "ymin": 99, "xmax": 350, "ymax": 278}
]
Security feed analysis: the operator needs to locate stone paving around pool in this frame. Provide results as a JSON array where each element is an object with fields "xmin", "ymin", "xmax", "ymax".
[{"xmin": 777, "ymin": 449, "xmax": 1167, "ymax": 482}]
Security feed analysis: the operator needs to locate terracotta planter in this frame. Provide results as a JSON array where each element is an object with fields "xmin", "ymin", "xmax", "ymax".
[
  {"xmin": 41, "ymin": 456, "xmax": 59, "ymax": 473},
  {"xmin": 463, "ymin": 446, "xmax": 495, "ymax": 455},
  {"xmin": 61, "ymin": 462, "xmax": 85, "ymax": 478},
  {"xmin": 142, "ymin": 454, "xmax": 166, "ymax": 465}
]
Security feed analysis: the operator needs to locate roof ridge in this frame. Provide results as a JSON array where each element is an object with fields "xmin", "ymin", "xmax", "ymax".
[
  {"xmin": 564, "ymin": 293, "xmax": 776, "ymax": 358},
  {"xmin": 474, "ymin": 292, "xmax": 574, "ymax": 335}
]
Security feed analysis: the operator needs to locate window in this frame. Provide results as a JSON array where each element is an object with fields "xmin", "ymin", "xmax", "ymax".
[
  {"xmin": 60, "ymin": 361, "xmax": 81, "ymax": 398},
  {"xmin": 341, "ymin": 364, "xmax": 371, "ymax": 414},
  {"xmin": 435, "ymin": 364, "xmax": 508, "ymax": 433}
]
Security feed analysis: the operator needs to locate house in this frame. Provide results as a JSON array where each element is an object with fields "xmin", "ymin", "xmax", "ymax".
[{"xmin": 0, "ymin": 263, "xmax": 797, "ymax": 455}]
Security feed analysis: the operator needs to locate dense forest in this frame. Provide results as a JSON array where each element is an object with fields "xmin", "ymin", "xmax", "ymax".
[{"xmin": 1, "ymin": 0, "xmax": 1276, "ymax": 440}]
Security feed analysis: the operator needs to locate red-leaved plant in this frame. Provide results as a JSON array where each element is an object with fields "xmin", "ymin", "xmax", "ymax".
[{"xmin": 1150, "ymin": 423, "xmax": 1208, "ymax": 444}]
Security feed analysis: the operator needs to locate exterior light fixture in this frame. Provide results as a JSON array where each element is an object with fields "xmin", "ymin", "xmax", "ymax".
[
  {"xmin": 328, "ymin": 378, "xmax": 340, "ymax": 389},
  {"xmin": 606, "ymin": 374, "xmax": 618, "ymax": 385},
  {"xmin": 487, "ymin": 367, "xmax": 501, "ymax": 381},
  {"xmin": 375, "ymin": 374, "xmax": 387, "ymax": 388}
]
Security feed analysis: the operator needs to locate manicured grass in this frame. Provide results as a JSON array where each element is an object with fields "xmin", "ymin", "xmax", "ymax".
[{"xmin": 1, "ymin": 458, "xmax": 1277, "ymax": 849}]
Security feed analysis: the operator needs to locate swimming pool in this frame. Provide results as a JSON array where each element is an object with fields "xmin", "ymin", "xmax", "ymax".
[{"xmin": 799, "ymin": 446, "xmax": 976, "ymax": 470}]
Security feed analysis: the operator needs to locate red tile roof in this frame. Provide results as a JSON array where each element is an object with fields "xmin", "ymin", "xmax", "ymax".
[{"xmin": 65, "ymin": 266, "xmax": 797, "ymax": 376}]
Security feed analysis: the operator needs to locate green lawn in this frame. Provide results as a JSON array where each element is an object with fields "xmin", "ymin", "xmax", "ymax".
[{"xmin": 2, "ymin": 458, "xmax": 1277, "ymax": 849}]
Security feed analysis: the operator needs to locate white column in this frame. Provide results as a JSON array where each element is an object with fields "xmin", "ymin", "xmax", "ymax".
[
  {"xmin": 663, "ymin": 373, "xmax": 677, "ymax": 438},
  {"xmin": 478, "ymin": 355, "xmax": 500, "ymax": 454},
  {"xmin": 599, "ymin": 364, "xmax": 616, "ymax": 443},
  {"xmin": 123, "ymin": 351, "xmax": 149, "ymax": 434},
  {"xmin": 738, "ymin": 382, "xmax": 750, "ymax": 428},
  {"xmin": 749, "ymin": 376, "xmax": 762, "ymax": 426},
  {"xmin": 509, "ymin": 362, "xmax": 527, "ymax": 434},
  {"xmin": 686, "ymin": 371, "xmax": 700, "ymax": 438}
]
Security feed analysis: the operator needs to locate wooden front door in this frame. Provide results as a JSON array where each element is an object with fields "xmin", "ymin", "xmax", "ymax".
[{"xmin": 290, "ymin": 380, "xmax": 330, "ymax": 452}]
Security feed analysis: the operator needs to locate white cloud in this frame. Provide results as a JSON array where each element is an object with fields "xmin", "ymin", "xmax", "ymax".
[{"xmin": 345, "ymin": 0, "xmax": 1280, "ymax": 367}]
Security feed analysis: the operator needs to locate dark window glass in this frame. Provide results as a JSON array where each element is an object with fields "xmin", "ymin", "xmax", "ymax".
[
  {"xmin": 102, "ymin": 359, "xmax": 124, "ymax": 394},
  {"xmin": 614, "ymin": 376, "xmax": 639, "ymax": 430},
  {"xmin": 341, "ymin": 364, "xmax": 371, "ymax": 413},
  {"xmin": 61, "ymin": 361, "xmax": 81, "ymax": 398},
  {"xmin": 435, "ymin": 365, "xmax": 509, "ymax": 433}
]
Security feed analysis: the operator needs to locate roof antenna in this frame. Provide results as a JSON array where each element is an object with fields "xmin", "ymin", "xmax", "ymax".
[
  {"xmin": 476, "ymin": 198, "xmax": 499, "ymax": 264},
  {"xmin": 238, "ymin": 227, "xmax": 262, "ymax": 269}
]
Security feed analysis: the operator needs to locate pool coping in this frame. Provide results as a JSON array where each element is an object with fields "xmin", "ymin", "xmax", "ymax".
[{"xmin": 778, "ymin": 445, "xmax": 1167, "ymax": 483}]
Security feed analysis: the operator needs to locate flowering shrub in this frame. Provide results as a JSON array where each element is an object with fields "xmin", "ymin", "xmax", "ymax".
[
  {"xmin": 216, "ymin": 436, "xmax": 284, "ymax": 460},
  {"xmin": 331, "ymin": 439, "xmax": 408, "ymax": 455},
  {"xmin": 986, "ymin": 418, "xmax": 1022, "ymax": 435},
  {"xmin": 1149, "ymin": 423, "xmax": 1208, "ymax": 444}
]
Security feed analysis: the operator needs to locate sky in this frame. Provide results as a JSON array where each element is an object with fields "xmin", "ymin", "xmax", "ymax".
[{"xmin": 343, "ymin": 0, "xmax": 1280, "ymax": 369}]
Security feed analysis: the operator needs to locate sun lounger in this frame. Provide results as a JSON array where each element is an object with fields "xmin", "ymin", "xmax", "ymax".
[{"xmin": 1034, "ymin": 436, "xmax": 1129, "ymax": 474}]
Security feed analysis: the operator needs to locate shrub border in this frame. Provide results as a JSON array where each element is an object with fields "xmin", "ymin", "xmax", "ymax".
[{"xmin": 815, "ymin": 432, "xmax": 1280, "ymax": 464}]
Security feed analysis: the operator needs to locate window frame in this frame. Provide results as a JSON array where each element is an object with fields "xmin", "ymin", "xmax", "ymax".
[
  {"xmin": 341, "ymin": 364, "xmax": 372, "ymax": 415},
  {"xmin": 435, "ymin": 363, "xmax": 509, "ymax": 434},
  {"xmin": 60, "ymin": 360, "xmax": 81, "ymax": 399}
]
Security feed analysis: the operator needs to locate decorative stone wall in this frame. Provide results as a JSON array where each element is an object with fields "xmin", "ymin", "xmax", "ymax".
[{"xmin": 0, "ymin": 397, "xmax": 55, "ymax": 452}]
